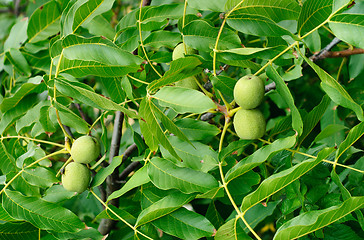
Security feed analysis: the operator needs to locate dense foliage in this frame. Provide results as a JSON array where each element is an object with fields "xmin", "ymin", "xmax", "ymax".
[{"xmin": 0, "ymin": 0, "xmax": 363, "ymax": 239}]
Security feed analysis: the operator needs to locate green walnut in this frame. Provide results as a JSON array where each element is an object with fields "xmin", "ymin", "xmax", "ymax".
[
  {"xmin": 172, "ymin": 43, "xmax": 197, "ymax": 60},
  {"xmin": 61, "ymin": 162, "xmax": 91, "ymax": 193},
  {"xmin": 233, "ymin": 108, "xmax": 266, "ymax": 140},
  {"xmin": 233, "ymin": 74, "xmax": 265, "ymax": 109},
  {"xmin": 70, "ymin": 135, "xmax": 100, "ymax": 164}
]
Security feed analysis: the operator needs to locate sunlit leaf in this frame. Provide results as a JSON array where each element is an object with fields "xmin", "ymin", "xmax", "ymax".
[
  {"xmin": 183, "ymin": 20, "xmax": 241, "ymax": 52},
  {"xmin": 27, "ymin": 0, "xmax": 61, "ymax": 43},
  {"xmin": 329, "ymin": 14, "xmax": 364, "ymax": 49},
  {"xmin": 230, "ymin": 0, "xmax": 300, "ymax": 22},
  {"xmin": 139, "ymin": 98, "xmax": 179, "ymax": 159},
  {"xmin": 299, "ymin": 49, "xmax": 364, "ymax": 121},
  {"xmin": 188, "ymin": 0, "xmax": 227, "ymax": 12},
  {"xmin": 267, "ymin": 65, "xmax": 303, "ymax": 136},
  {"xmin": 298, "ymin": 0, "xmax": 332, "ymax": 36},
  {"xmin": 152, "ymin": 207, "xmax": 215, "ymax": 239},
  {"xmin": 147, "ymin": 56, "xmax": 202, "ymax": 92},
  {"xmin": 3, "ymin": 190, "xmax": 84, "ymax": 233},
  {"xmin": 336, "ymin": 121, "xmax": 364, "ymax": 161},
  {"xmin": 136, "ymin": 191, "xmax": 195, "ymax": 226},
  {"xmin": 225, "ymin": 135, "xmax": 296, "ymax": 183},
  {"xmin": 148, "ymin": 157, "xmax": 219, "ymax": 194},
  {"xmin": 215, "ymin": 218, "xmax": 252, "ymax": 240},
  {"xmin": 107, "ymin": 165, "xmax": 150, "ymax": 201},
  {"xmin": 91, "ymin": 156, "xmax": 122, "ymax": 188},
  {"xmin": 240, "ymin": 148, "xmax": 335, "ymax": 213},
  {"xmin": 153, "ymin": 86, "xmax": 216, "ymax": 114},
  {"xmin": 227, "ymin": 14, "xmax": 294, "ymax": 37},
  {"xmin": 273, "ymin": 196, "xmax": 364, "ymax": 239},
  {"xmin": 55, "ymin": 78, "xmax": 137, "ymax": 118}
]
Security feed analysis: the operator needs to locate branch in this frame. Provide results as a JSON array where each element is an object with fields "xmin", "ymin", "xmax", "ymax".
[
  {"xmin": 317, "ymin": 48, "xmax": 364, "ymax": 59},
  {"xmin": 98, "ymin": 111, "xmax": 123, "ymax": 235},
  {"xmin": 309, "ymin": 37, "xmax": 342, "ymax": 62}
]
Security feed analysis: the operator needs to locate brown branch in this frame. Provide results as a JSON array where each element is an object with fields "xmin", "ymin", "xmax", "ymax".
[{"xmin": 318, "ymin": 48, "xmax": 364, "ymax": 59}]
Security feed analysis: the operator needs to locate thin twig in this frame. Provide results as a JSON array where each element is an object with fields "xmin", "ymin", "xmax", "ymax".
[{"xmin": 309, "ymin": 37, "xmax": 342, "ymax": 62}]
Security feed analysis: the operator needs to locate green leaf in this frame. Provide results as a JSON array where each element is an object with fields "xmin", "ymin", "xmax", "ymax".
[
  {"xmin": 91, "ymin": 156, "xmax": 122, "ymax": 188},
  {"xmin": 139, "ymin": 98, "xmax": 179, "ymax": 159},
  {"xmin": 267, "ymin": 65, "xmax": 303, "ymax": 136},
  {"xmin": 1, "ymin": 76, "xmax": 44, "ymax": 113},
  {"xmin": 83, "ymin": 15, "xmax": 116, "ymax": 40},
  {"xmin": 242, "ymin": 201, "xmax": 280, "ymax": 233},
  {"xmin": 215, "ymin": 218, "xmax": 252, "ymax": 240},
  {"xmin": 225, "ymin": 135, "xmax": 296, "ymax": 183},
  {"xmin": 53, "ymin": 102, "xmax": 89, "ymax": 134},
  {"xmin": 99, "ymin": 77, "xmax": 126, "ymax": 104},
  {"xmin": 299, "ymin": 49, "xmax": 364, "ymax": 121},
  {"xmin": 0, "ymin": 141, "xmax": 19, "ymax": 175},
  {"xmin": 153, "ymin": 86, "xmax": 216, "ymax": 114},
  {"xmin": 3, "ymin": 189, "xmax": 84, "ymax": 233},
  {"xmin": 152, "ymin": 207, "xmax": 215, "ymax": 239},
  {"xmin": 148, "ymin": 157, "xmax": 219, "ymax": 194},
  {"xmin": 188, "ymin": 0, "xmax": 227, "ymax": 12},
  {"xmin": 27, "ymin": 0, "xmax": 61, "ymax": 43},
  {"xmin": 140, "ymin": 3, "xmax": 185, "ymax": 23},
  {"xmin": 298, "ymin": 0, "xmax": 332, "ymax": 36},
  {"xmin": 61, "ymin": 35, "xmax": 143, "ymax": 76},
  {"xmin": 136, "ymin": 191, "xmax": 195, "ymax": 226},
  {"xmin": 273, "ymin": 197, "xmax": 364, "ymax": 240},
  {"xmin": 0, "ymin": 221, "xmax": 38, "ymax": 240},
  {"xmin": 160, "ymin": 136, "xmax": 218, "ymax": 172},
  {"xmin": 51, "ymin": 228, "xmax": 104, "ymax": 240},
  {"xmin": 94, "ymin": 205, "xmax": 136, "ymax": 224},
  {"xmin": 183, "ymin": 20, "xmax": 241, "ymax": 52},
  {"xmin": 229, "ymin": 0, "xmax": 301, "ymax": 22},
  {"xmin": 174, "ymin": 118, "xmax": 221, "ymax": 141},
  {"xmin": 211, "ymin": 75, "xmax": 238, "ymax": 102},
  {"xmin": 329, "ymin": 14, "xmax": 364, "ymax": 49},
  {"xmin": 22, "ymin": 167, "xmax": 58, "ymax": 188},
  {"xmin": 313, "ymin": 124, "xmax": 348, "ymax": 144},
  {"xmin": 61, "ymin": 0, "xmax": 114, "ymax": 36},
  {"xmin": 297, "ymin": 95, "xmax": 331, "ymax": 146},
  {"xmin": 4, "ymin": 18, "xmax": 28, "ymax": 51},
  {"xmin": 147, "ymin": 56, "xmax": 202, "ymax": 92},
  {"xmin": 143, "ymin": 31, "xmax": 181, "ymax": 48},
  {"xmin": 336, "ymin": 121, "xmax": 364, "ymax": 161},
  {"xmin": 107, "ymin": 165, "xmax": 150, "ymax": 201},
  {"xmin": 55, "ymin": 78, "xmax": 137, "ymax": 118},
  {"xmin": 227, "ymin": 14, "xmax": 294, "ymax": 37},
  {"xmin": 5, "ymin": 48, "xmax": 31, "ymax": 76},
  {"xmin": 240, "ymin": 148, "xmax": 335, "ymax": 213},
  {"xmin": 150, "ymin": 102, "xmax": 192, "ymax": 146}
]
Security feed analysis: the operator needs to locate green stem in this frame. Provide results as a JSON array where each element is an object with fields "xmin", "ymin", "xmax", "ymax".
[
  {"xmin": 0, "ymin": 149, "xmax": 67, "ymax": 196},
  {"xmin": 0, "ymin": 136, "xmax": 65, "ymax": 148},
  {"xmin": 90, "ymin": 189, "xmax": 153, "ymax": 240}
]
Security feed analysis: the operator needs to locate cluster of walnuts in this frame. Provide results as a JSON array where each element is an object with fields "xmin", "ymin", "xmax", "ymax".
[
  {"xmin": 233, "ymin": 75, "xmax": 266, "ymax": 140},
  {"xmin": 62, "ymin": 136, "xmax": 100, "ymax": 193}
]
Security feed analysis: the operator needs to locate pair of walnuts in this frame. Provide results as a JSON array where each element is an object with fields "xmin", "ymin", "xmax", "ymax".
[
  {"xmin": 233, "ymin": 75, "xmax": 266, "ymax": 140},
  {"xmin": 62, "ymin": 136, "xmax": 100, "ymax": 193}
]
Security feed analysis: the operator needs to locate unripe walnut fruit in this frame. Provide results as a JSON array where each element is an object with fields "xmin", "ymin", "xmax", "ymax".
[
  {"xmin": 70, "ymin": 136, "xmax": 100, "ymax": 164},
  {"xmin": 233, "ymin": 108, "xmax": 266, "ymax": 140},
  {"xmin": 234, "ymin": 74, "xmax": 265, "ymax": 109},
  {"xmin": 61, "ymin": 162, "xmax": 91, "ymax": 193},
  {"xmin": 172, "ymin": 43, "xmax": 197, "ymax": 60}
]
